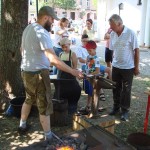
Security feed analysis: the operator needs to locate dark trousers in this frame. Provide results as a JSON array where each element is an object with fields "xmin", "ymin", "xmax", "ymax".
[
  {"xmin": 57, "ymin": 81, "xmax": 81, "ymax": 114},
  {"xmin": 112, "ymin": 67, "xmax": 134, "ymax": 111}
]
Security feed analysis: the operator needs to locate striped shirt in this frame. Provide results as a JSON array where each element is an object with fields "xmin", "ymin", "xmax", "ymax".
[{"xmin": 109, "ymin": 26, "xmax": 139, "ymax": 69}]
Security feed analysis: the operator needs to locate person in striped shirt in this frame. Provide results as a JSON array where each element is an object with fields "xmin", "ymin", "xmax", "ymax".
[{"xmin": 108, "ymin": 14, "xmax": 140, "ymax": 121}]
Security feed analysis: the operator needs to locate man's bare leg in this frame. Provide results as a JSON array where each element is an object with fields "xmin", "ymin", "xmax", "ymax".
[
  {"xmin": 19, "ymin": 103, "xmax": 32, "ymax": 128},
  {"xmin": 40, "ymin": 115, "xmax": 52, "ymax": 140}
]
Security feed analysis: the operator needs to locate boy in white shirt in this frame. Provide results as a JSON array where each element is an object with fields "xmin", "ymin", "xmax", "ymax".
[{"xmin": 76, "ymin": 34, "xmax": 89, "ymax": 70}]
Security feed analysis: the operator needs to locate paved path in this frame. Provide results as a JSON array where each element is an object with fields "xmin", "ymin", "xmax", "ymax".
[{"xmin": 71, "ymin": 34, "xmax": 150, "ymax": 76}]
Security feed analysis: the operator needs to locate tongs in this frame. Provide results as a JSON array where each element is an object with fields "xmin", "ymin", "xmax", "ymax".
[{"xmin": 82, "ymin": 72, "xmax": 116, "ymax": 86}]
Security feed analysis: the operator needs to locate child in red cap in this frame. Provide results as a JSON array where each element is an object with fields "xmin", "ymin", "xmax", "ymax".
[
  {"xmin": 79, "ymin": 40, "xmax": 101, "ymax": 114},
  {"xmin": 79, "ymin": 40, "xmax": 112, "ymax": 114}
]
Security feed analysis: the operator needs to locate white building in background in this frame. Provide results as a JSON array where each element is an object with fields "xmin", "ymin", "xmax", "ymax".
[
  {"xmin": 97, "ymin": 0, "xmax": 150, "ymax": 47},
  {"xmin": 28, "ymin": 0, "xmax": 97, "ymax": 21}
]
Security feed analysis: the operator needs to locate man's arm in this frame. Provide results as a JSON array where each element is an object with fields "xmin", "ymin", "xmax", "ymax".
[
  {"xmin": 44, "ymin": 49, "xmax": 83, "ymax": 78},
  {"xmin": 104, "ymin": 33, "xmax": 110, "ymax": 40},
  {"xmin": 57, "ymin": 28, "xmax": 74, "ymax": 35},
  {"xmin": 134, "ymin": 48, "xmax": 140, "ymax": 76}
]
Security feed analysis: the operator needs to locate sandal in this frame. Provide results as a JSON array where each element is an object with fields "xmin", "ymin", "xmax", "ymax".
[
  {"xmin": 78, "ymin": 106, "xmax": 91, "ymax": 115},
  {"xmin": 98, "ymin": 107, "xmax": 106, "ymax": 112},
  {"xmin": 100, "ymin": 93, "xmax": 106, "ymax": 101}
]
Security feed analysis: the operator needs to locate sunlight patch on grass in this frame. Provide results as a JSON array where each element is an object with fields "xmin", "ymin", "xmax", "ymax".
[
  {"xmin": 28, "ymin": 139, "xmax": 41, "ymax": 144},
  {"xmin": 11, "ymin": 147, "xmax": 17, "ymax": 150},
  {"xmin": 134, "ymin": 76, "xmax": 150, "ymax": 82},
  {"xmin": 11, "ymin": 141, "xmax": 23, "ymax": 146},
  {"xmin": 101, "ymin": 114, "xmax": 108, "ymax": 117},
  {"xmin": 115, "ymin": 119, "xmax": 121, "ymax": 124},
  {"xmin": 132, "ymin": 95, "xmax": 137, "ymax": 99},
  {"xmin": 28, "ymin": 132, "xmax": 43, "ymax": 139}
]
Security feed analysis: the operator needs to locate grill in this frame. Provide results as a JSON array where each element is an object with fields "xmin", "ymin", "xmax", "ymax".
[{"xmin": 19, "ymin": 125, "xmax": 135, "ymax": 150}]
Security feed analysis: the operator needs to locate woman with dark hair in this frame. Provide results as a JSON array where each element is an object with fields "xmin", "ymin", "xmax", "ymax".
[
  {"xmin": 82, "ymin": 19, "xmax": 95, "ymax": 40},
  {"xmin": 53, "ymin": 17, "xmax": 74, "ymax": 74}
]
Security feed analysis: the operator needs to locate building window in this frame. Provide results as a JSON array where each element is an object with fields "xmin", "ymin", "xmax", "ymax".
[
  {"xmin": 30, "ymin": 0, "xmax": 32, "ymax": 5},
  {"xmin": 87, "ymin": 0, "xmax": 90, "ymax": 9},
  {"xmin": 62, "ymin": 12, "xmax": 67, "ymax": 17},
  {"xmin": 30, "ymin": 14, "xmax": 35, "ymax": 17},
  {"xmin": 80, "ymin": 0, "xmax": 82, "ymax": 5},
  {"xmin": 137, "ymin": 0, "xmax": 142, "ymax": 5},
  {"xmin": 94, "ymin": 13, "xmax": 97, "ymax": 20}
]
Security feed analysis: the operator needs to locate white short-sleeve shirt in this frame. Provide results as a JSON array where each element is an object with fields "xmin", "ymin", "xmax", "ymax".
[
  {"xmin": 75, "ymin": 46, "xmax": 89, "ymax": 68},
  {"xmin": 21, "ymin": 23, "xmax": 53, "ymax": 71},
  {"xmin": 109, "ymin": 26, "xmax": 139, "ymax": 69},
  {"xmin": 53, "ymin": 26, "xmax": 69, "ymax": 48}
]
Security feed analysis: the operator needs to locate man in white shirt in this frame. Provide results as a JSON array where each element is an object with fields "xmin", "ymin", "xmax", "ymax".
[
  {"xmin": 19, "ymin": 6, "xmax": 83, "ymax": 143},
  {"xmin": 109, "ymin": 14, "xmax": 139, "ymax": 121}
]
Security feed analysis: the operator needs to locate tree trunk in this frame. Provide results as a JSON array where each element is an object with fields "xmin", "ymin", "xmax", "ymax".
[{"xmin": 0, "ymin": 0, "xmax": 28, "ymax": 109}]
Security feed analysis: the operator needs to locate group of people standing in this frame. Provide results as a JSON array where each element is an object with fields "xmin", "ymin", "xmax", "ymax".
[{"xmin": 18, "ymin": 6, "xmax": 139, "ymax": 145}]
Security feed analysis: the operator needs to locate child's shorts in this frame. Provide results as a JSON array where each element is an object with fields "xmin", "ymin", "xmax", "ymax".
[
  {"xmin": 100, "ymin": 65, "xmax": 106, "ymax": 74},
  {"xmin": 83, "ymin": 79, "xmax": 93, "ymax": 96}
]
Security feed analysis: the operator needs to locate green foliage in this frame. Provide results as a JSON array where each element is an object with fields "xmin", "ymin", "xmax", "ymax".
[
  {"xmin": 39, "ymin": 0, "xmax": 76, "ymax": 10},
  {"xmin": 92, "ymin": 0, "xmax": 97, "ymax": 8},
  {"xmin": 55, "ymin": 0, "xmax": 76, "ymax": 10}
]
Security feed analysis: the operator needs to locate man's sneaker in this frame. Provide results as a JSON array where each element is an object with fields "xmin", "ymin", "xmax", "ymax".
[
  {"xmin": 18, "ymin": 124, "xmax": 30, "ymax": 135},
  {"xmin": 121, "ymin": 111, "xmax": 129, "ymax": 121},
  {"xmin": 40, "ymin": 138, "xmax": 53, "ymax": 147},
  {"xmin": 109, "ymin": 107, "xmax": 120, "ymax": 115}
]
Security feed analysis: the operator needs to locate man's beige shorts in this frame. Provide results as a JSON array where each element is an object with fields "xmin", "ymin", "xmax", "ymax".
[{"xmin": 21, "ymin": 71, "xmax": 53, "ymax": 115}]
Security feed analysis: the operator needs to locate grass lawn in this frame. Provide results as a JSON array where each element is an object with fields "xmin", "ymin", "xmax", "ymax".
[{"xmin": 0, "ymin": 71, "xmax": 150, "ymax": 149}]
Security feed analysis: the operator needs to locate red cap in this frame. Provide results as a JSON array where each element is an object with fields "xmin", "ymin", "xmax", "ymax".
[{"xmin": 85, "ymin": 40, "xmax": 97, "ymax": 50}]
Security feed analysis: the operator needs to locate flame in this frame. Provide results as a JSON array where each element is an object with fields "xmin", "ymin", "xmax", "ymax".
[{"xmin": 56, "ymin": 146, "xmax": 74, "ymax": 150}]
